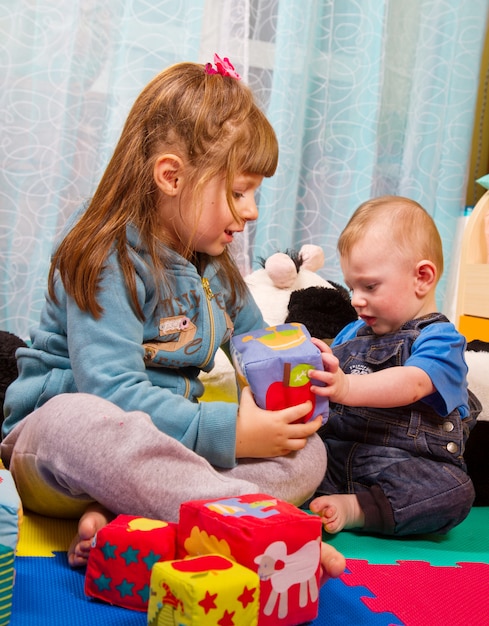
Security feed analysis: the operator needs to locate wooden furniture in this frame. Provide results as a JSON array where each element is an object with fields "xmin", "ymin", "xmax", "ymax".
[{"xmin": 456, "ymin": 189, "xmax": 489, "ymax": 341}]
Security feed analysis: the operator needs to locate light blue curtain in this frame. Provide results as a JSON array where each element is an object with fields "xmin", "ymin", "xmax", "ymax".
[
  {"xmin": 1, "ymin": 0, "xmax": 205, "ymax": 337},
  {"xmin": 1, "ymin": 0, "xmax": 488, "ymax": 338},
  {"xmin": 251, "ymin": 0, "xmax": 488, "ymax": 301}
]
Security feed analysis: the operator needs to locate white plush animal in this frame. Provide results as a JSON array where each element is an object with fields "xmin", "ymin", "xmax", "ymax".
[
  {"xmin": 465, "ymin": 350, "xmax": 489, "ymax": 422},
  {"xmin": 244, "ymin": 245, "xmax": 334, "ymax": 326}
]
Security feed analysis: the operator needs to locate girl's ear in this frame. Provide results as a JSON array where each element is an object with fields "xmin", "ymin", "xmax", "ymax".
[
  {"xmin": 415, "ymin": 260, "xmax": 437, "ymax": 296},
  {"xmin": 153, "ymin": 154, "xmax": 184, "ymax": 196}
]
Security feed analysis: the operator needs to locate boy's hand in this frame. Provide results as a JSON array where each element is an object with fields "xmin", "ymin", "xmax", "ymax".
[
  {"xmin": 235, "ymin": 386, "xmax": 323, "ymax": 458},
  {"xmin": 309, "ymin": 337, "xmax": 435, "ymax": 408},
  {"xmin": 308, "ymin": 337, "xmax": 350, "ymax": 404}
]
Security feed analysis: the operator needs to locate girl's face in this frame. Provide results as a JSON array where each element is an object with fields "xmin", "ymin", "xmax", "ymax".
[
  {"xmin": 341, "ymin": 231, "xmax": 431, "ymax": 335},
  {"xmin": 164, "ymin": 172, "xmax": 263, "ymax": 257}
]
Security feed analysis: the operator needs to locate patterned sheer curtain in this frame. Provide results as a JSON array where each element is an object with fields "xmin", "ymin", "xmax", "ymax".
[{"xmin": 1, "ymin": 0, "xmax": 488, "ymax": 338}]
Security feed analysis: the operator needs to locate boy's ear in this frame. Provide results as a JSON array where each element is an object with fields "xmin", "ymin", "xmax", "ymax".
[
  {"xmin": 415, "ymin": 260, "xmax": 437, "ymax": 296},
  {"xmin": 153, "ymin": 154, "xmax": 184, "ymax": 196}
]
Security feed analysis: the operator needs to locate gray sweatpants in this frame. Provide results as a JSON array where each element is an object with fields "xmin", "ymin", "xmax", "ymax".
[{"xmin": 1, "ymin": 393, "xmax": 327, "ymax": 522}]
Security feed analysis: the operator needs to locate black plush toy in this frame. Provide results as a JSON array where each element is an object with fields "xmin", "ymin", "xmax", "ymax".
[
  {"xmin": 252, "ymin": 245, "xmax": 358, "ymax": 341},
  {"xmin": 285, "ymin": 282, "xmax": 358, "ymax": 344},
  {"xmin": 464, "ymin": 340, "xmax": 489, "ymax": 506},
  {"xmin": 0, "ymin": 331, "xmax": 27, "ymax": 431}
]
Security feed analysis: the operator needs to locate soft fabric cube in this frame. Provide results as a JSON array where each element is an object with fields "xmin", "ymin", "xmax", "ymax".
[
  {"xmin": 0, "ymin": 469, "xmax": 22, "ymax": 553},
  {"xmin": 0, "ymin": 545, "xmax": 15, "ymax": 626},
  {"xmin": 85, "ymin": 514, "xmax": 177, "ymax": 611},
  {"xmin": 148, "ymin": 554, "xmax": 259, "ymax": 625},
  {"xmin": 0, "ymin": 470, "xmax": 21, "ymax": 626},
  {"xmin": 177, "ymin": 493, "xmax": 322, "ymax": 625},
  {"xmin": 230, "ymin": 322, "xmax": 328, "ymax": 423}
]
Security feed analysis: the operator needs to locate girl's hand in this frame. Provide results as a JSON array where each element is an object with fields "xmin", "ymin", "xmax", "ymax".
[
  {"xmin": 308, "ymin": 337, "xmax": 350, "ymax": 404},
  {"xmin": 235, "ymin": 386, "xmax": 323, "ymax": 458}
]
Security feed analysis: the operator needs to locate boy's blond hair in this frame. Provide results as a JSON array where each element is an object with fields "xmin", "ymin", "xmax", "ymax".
[{"xmin": 338, "ymin": 196, "xmax": 444, "ymax": 280}]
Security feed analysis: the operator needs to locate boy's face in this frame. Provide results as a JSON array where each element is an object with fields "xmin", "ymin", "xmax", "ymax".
[{"xmin": 341, "ymin": 230, "xmax": 431, "ymax": 335}]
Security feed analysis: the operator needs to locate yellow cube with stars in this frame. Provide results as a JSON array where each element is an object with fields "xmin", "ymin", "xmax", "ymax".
[{"xmin": 148, "ymin": 554, "xmax": 259, "ymax": 626}]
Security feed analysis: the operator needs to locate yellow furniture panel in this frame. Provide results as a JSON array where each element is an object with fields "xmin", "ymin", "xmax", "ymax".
[
  {"xmin": 459, "ymin": 315, "xmax": 489, "ymax": 342},
  {"xmin": 456, "ymin": 190, "xmax": 489, "ymax": 337}
]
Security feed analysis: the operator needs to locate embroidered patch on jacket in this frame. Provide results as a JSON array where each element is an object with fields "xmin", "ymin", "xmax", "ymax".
[
  {"xmin": 143, "ymin": 316, "xmax": 197, "ymax": 361},
  {"xmin": 348, "ymin": 364, "xmax": 371, "ymax": 375}
]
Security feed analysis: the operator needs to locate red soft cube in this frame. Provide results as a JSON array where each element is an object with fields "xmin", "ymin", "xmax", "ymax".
[
  {"xmin": 85, "ymin": 514, "xmax": 177, "ymax": 611},
  {"xmin": 177, "ymin": 493, "xmax": 322, "ymax": 625}
]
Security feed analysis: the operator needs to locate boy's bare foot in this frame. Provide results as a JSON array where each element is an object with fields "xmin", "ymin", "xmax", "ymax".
[
  {"xmin": 319, "ymin": 541, "xmax": 346, "ymax": 585},
  {"xmin": 310, "ymin": 494, "xmax": 365, "ymax": 534},
  {"xmin": 68, "ymin": 503, "xmax": 114, "ymax": 568}
]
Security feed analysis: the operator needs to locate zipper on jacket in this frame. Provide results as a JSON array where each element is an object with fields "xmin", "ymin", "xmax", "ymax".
[
  {"xmin": 182, "ymin": 376, "xmax": 191, "ymax": 399},
  {"xmin": 201, "ymin": 277, "xmax": 216, "ymax": 368},
  {"xmin": 201, "ymin": 277, "xmax": 214, "ymax": 300}
]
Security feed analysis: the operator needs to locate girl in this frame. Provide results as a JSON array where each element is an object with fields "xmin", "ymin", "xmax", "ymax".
[{"xmin": 1, "ymin": 58, "xmax": 343, "ymax": 577}]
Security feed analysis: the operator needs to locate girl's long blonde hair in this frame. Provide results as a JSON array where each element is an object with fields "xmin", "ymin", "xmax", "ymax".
[{"xmin": 49, "ymin": 62, "xmax": 279, "ymax": 318}]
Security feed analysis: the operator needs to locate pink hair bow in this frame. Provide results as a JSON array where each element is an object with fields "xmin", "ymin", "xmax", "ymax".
[{"xmin": 205, "ymin": 54, "xmax": 241, "ymax": 80}]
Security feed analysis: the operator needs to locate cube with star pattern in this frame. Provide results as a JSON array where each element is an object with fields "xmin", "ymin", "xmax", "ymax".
[
  {"xmin": 148, "ymin": 554, "xmax": 259, "ymax": 625},
  {"xmin": 85, "ymin": 514, "xmax": 177, "ymax": 611}
]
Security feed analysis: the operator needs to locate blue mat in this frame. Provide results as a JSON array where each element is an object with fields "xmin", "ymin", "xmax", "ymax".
[
  {"xmin": 11, "ymin": 553, "xmax": 401, "ymax": 626},
  {"xmin": 9, "ymin": 507, "xmax": 489, "ymax": 625}
]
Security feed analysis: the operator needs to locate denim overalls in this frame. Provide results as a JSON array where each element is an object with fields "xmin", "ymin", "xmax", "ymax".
[{"xmin": 317, "ymin": 313, "xmax": 481, "ymax": 535}]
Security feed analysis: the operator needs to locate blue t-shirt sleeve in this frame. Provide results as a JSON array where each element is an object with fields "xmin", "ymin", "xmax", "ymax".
[
  {"xmin": 406, "ymin": 322, "xmax": 469, "ymax": 417},
  {"xmin": 332, "ymin": 319, "xmax": 469, "ymax": 418},
  {"xmin": 332, "ymin": 319, "xmax": 364, "ymax": 346}
]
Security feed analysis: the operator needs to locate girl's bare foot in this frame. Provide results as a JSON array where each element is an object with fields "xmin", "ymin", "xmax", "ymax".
[
  {"xmin": 68, "ymin": 503, "xmax": 114, "ymax": 568},
  {"xmin": 310, "ymin": 494, "xmax": 365, "ymax": 534},
  {"xmin": 319, "ymin": 541, "xmax": 346, "ymax": 586}
]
